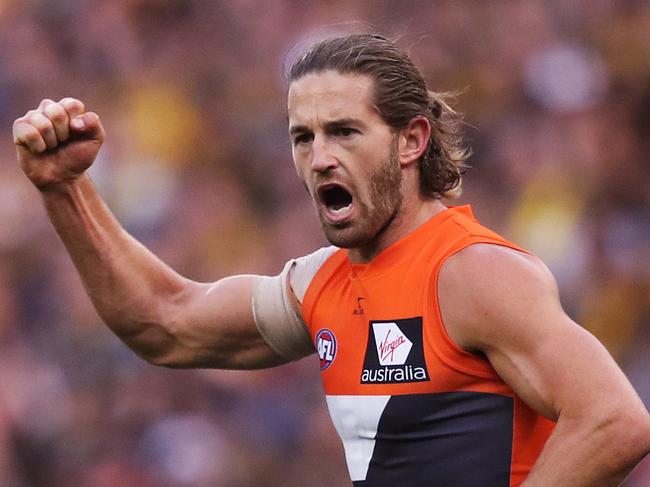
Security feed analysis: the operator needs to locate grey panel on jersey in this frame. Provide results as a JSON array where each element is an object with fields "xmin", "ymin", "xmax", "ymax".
[{"xmin": 251, "ymin": 246, "xmax": 338, "ymax": 361}]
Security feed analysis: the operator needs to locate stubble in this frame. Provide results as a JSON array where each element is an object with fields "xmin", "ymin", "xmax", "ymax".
[{"xmin": 320, "ymin": 142, "xmax": 403, "ymax": 250}]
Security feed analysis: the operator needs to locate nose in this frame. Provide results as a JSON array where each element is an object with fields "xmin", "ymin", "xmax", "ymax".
[{"xmin": 310, "ymin": 136, "xmax": 338, "ymax": 173}]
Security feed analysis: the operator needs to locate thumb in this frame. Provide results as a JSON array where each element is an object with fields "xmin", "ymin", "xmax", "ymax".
[{"xmin": 70, "ymin": 112, "xmax": 105, "ymax": 143}]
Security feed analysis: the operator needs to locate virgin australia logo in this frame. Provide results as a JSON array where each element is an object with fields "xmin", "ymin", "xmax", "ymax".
[
  {"xmin": 374, "ymin": 322, "xmax": 412, "ymax": 365},
  {"xmin": 361, "ymin": 318, "xmax": 429, "ymax": 384}
]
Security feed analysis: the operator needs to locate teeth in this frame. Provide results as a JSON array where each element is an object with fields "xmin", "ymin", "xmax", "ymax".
[{"xmin": 331, "ymin": 204, "xmax": 352, "ymax": 215}]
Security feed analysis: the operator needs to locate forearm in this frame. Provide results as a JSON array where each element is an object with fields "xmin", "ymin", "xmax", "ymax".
[
  {"xmin": 15, "ymin": 97, "xmax": 301, "ymax": 371},
  {"xmin": 523, "ymin": 412, "xmax": 650, "ymax": 486},
  {"xmin": 41, "ymin": 174, "xmax": 187, "ymax": 360}
]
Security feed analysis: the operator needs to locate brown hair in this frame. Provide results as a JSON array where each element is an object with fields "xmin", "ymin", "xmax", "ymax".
[{"xmin": 288, "ymin": 33, "xmax": 470, "ymax": 199}]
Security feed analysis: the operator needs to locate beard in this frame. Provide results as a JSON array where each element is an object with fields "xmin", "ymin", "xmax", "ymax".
[{"xmin": 318, "ymin": 142, "xmax": 403, "ymax": 250}]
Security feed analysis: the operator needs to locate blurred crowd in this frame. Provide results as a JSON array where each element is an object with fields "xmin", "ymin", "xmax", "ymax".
[{"xmin": 0, "ymin": 0, "xmax": 649, "ymax": 485}]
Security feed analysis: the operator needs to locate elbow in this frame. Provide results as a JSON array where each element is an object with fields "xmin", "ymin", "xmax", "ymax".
[
  {"xmin": 628, "ymin": 413, "xmax": 650, "ymax": 460},
  {"xmin": 102, "ymin": 314, "xmax": 184, "ymax": 368},
  {"xmin": 133, "ymin": 334, "xmax": 176, "ymax": 368},
  {"xmin": 145, "ymin": 351, "xmax": 186, "ymax": 369},
  {"xmin": 602, "ymin": 408, "xmax": 650, "ymax": 468},
  {"xmin": 131, "ymin": 321, "xmax": 195, "ymax": 369},
  {"xmin": 102, "ymin": 288, "xmax": 194, "ymax": 368},
  {"xmin": 126, "ymin": 320, "xmax": 214, "ymax": 369}
]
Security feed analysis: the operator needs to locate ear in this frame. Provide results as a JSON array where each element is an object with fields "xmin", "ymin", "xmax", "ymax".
[{"xmin": 397, "ymin": 116, "xmax": 431, "ymax": 167}]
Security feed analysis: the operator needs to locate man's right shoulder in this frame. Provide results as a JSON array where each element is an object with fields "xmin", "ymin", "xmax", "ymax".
[
  {"xmin": 250, "ymin": 246, "xmax": 339, "ymax": 362},
  {"xmin": 289, "ymin": 245, "xmax": 340, "ymax": 302}
]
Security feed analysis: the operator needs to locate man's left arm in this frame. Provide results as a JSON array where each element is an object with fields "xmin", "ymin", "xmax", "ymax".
[{"xmin": 439, "ymin": 244, "xmax": 650, "ymax": 486}]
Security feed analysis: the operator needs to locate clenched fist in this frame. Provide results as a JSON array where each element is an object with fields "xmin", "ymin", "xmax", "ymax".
[{"xmin": 13, "ymin": 98, "xmax": 105, "ymax": 191}]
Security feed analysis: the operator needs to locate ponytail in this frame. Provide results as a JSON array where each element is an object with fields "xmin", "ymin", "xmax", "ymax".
[{"xmin": 420, "ymin": 91, "xmax": 470, "ymax": 199}]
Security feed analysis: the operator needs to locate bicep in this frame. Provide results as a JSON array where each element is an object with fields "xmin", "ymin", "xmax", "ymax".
[
  {"xmin": 154, "ymin": 249, "xmax": 330, "ymax": 370},
  {"xmin": 484, "ymin": 309, "xmax": 634, "ymax": 422},
  {"xmin": 161, "ymin": 275, "xmax": 289, "ymax": 370},
  {"xmin": 439, "ymin": 245, "xmax": 646, "ymax": 422}
]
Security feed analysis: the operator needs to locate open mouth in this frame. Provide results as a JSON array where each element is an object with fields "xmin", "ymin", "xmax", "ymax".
[
  {"xmin": 318, "ymin": 184, "xmax": 354, "ymax": 219},
  {"xmin": 323, "ymin": 185, "xmax": 352, "ymax": 211}
]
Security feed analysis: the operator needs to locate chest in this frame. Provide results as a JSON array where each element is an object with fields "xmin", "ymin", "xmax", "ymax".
[{"xmin": 309, "ymin": 270, "xmax": 442, "ymax": 396}]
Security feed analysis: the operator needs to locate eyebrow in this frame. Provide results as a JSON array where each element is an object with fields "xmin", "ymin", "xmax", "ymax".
[
  {"xmin": 288, "ymin": 118, "xmax": 365, "ymax": 136},
  {"xmin": 289, "ymin": 124, "xmax": 310, "ymax": 137}
]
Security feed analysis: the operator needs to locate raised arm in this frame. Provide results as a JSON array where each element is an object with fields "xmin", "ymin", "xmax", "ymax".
[
  {"xmin": 438, "ymin": 244, "xmax": 650, "ymax": 486},
  {"xmin": 13, "ymin": 98, "xmax": 287, "ymax": 370}
]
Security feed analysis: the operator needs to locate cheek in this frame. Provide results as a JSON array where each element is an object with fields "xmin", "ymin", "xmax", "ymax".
[
  {"xmin": 291, "ymin": 158, "xmax": 313, "ymax": 194},
  {"xmin": 357, "ymin": 137, "xmax": 393, "ymax": 166},
  {"xmin": 291, "ymin": 150, "xmax": 306, "ymax": 175}
]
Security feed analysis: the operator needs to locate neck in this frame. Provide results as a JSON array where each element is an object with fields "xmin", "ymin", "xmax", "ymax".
[{"xmin": 348, "ymin": 197, "xmax": 447, "ymax": 264}]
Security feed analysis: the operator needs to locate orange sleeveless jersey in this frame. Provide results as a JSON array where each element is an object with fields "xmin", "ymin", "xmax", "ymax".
[{"xmin": 301, "ymin": 206, "xmax": 555, "ymax": 487}]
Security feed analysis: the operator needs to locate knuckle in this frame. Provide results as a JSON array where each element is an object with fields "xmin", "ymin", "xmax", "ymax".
[
  {"xmin": 38, "ymin": 98, "xmax": 55, "ymax": 111},
  {"xmin": 28, "ymin": 113, "xmax": 49, "ymax": 129},
  {"xmin": 26, "ymin": 109, "xmax": 41, "ymax": 119},
  {"xmin": 60, "ymin": 97, "xmax": 84, "ymax": 111},
  {"xmin": 23, "ymin": 130, "xmax": 41, "ymax": 143},
  {"xmin": 45, "ymin": 104, "xmax": 67, "ymax": 122}
]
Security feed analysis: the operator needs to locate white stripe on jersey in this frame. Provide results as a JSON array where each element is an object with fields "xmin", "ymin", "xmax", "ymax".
[{"xmin": 326, "ymin": 394, "xmax": 390, "ymax": 482}]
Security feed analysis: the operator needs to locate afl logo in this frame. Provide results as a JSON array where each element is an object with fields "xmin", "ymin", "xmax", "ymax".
[{"xmin": 316, "ymin": 329, "xmax": 337, "ymax": 371}]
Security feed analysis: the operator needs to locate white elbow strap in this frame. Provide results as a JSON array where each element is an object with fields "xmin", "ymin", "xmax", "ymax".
[{"xmin": 251, "ymin": 260, "xmax": 314, "ymax": 361}]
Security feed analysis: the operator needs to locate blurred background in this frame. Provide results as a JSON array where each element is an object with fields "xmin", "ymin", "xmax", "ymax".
[{"xmin": 0, "ymin": 0, "xmax": 649, "ymax": 485}]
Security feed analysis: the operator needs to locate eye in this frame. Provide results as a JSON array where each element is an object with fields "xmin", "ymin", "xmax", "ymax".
[
  {"xmin": 334, "ymin": 127, "xmax": 357, "ymax": 137},
  {"xmin": 293, "ymin": 133, "xmax": 314, "ymax": 146}
]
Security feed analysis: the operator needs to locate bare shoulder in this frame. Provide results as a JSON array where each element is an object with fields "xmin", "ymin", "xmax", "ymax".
[
  {"xmin": 440, "ymin": 243, "xmax": 558, "ymax": 298},
  {"xmin": 438, "ymin": 243, "xmax": 563, "ymax": 352}
]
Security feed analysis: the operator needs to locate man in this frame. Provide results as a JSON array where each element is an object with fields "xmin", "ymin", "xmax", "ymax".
[{"xmin": 13, "ymin": 33, "xmax": 650, "ymax": 486}]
